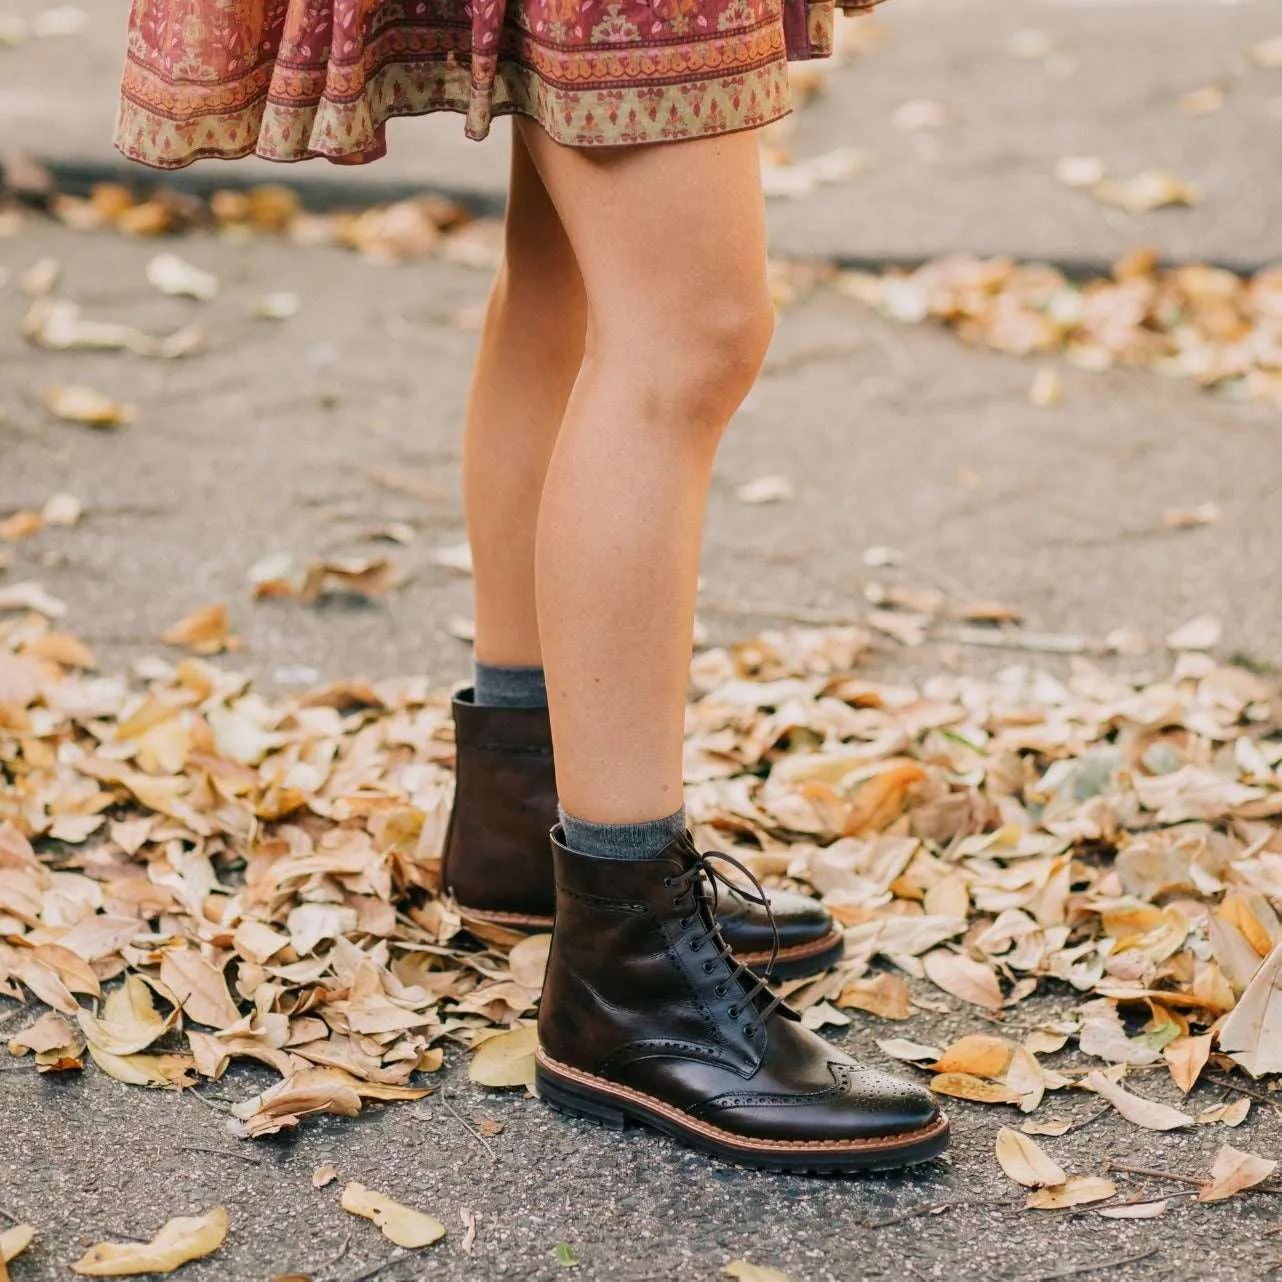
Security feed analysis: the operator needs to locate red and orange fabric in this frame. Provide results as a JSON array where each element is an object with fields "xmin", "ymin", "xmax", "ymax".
[{"xmin": 115, "ymin": 0, "xmax": 883, "ymax": 167}]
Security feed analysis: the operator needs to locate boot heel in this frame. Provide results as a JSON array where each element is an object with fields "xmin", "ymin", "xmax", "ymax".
[{"xmin": 536, "ymin": 1063, "xmax": 628, "ymax": 1130}]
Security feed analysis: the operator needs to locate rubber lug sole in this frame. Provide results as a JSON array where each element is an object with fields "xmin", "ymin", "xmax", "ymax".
[{"xmin": 535, "ymin": 1050, "xmax": 950, "ymax": 1174}]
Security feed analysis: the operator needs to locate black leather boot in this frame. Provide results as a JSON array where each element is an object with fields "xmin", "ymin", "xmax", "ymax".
[
  {"xmin": 442, "ymin": 690, "xmax": 843, "ymax": 979},
  {"xmin": 535, "ymin": 827, "xmax": 949, "ymax": 1171}
]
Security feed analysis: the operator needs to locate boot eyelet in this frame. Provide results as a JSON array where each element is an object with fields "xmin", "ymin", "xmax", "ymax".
[
  {"xmin": 714, "ymin": 983, "xmax": 727, "ymax": 997},
  {"xmin": 727, "ymin": 1005, "xmax": 738, "ymax": 1019},
  {"xmin": 743, "ymin": 1023, "xmax": 754, "ymax": 1037},
  {"xmin": 702, "ymin": 960, "xmax": 715, "ymax": 974},
  {"xmin": 680, "ymin": 916, "xmax": 692, "ymax": 929},
  {"xmin": 662, "ymin": 877, "xmax": 674, "ymax": 887},
  {"xmin": 689, "ymin": 941, "xmax": 702, "ymax": 952},
  {"xmin": 671, "ymin": 897, "xmax": 682, "ymax": 909}
]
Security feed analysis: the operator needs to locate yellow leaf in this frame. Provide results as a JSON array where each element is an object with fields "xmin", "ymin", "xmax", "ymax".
[
  {"xmin": 71, "ymin": 1207, "xmax": 227, "ymax": 1276},
  {"xmin": 1021, "ymin": 1118, "xmax": 1073, "ymax": 1137},
  {"xmin": 1082, "ymin": 1071, "xmax": 1194, "ymax": 1131},
  {"xmin": 1196, "ymin": 1098, "xmax": 1251, "ymax": 1128},
  {"xmin": 931, "ymin": 1034, "xmax": 1015, "ymax": 1078},
  {"xmin": 1026, "ymin": 1177, "xmax": 1116, "ymax": 1209},
  {"xmin": 1196, "ymin": 1143, "xmax": 1278, "ymax": 1203},
  {"xmin": 995, "ymin": 1126, "xmax": 1067, "ymax": 1188},
  {"xmin": 9, "ymin": 1011, "xmax": 77, "ymax": 1056},
  {"xmin": 1162, "ymin": 1033, "xmax": 1212, "ymax": 1094},
  {"xmin": 312, "ymin": 1165, "xmax": 338, "ymax": 1189},
  {"xmin": 842, "ymin": 763, "xmax": 926, "ymax": 835},
  {"xmin": 507, "ymin": 934, "xmax": 552, "ymax": 989},
  {"xmin": 41, "ymin": 385, "xmax": 135, "ymax": 427},
  {"xmin": 922, "ymin": 949, "xmax": 1003, "ymax": 1009},
  {"xmin": 159, "ymin": 947, "xmax": 241, "ymax": 1029},
  {"xmin": 0, "ymin": 1224, "xmax": 35, "ymax": 1265},
  {"xmin": 876, "ymin": 1038, "xmax": 943, "ymax": 1063},
  {"xmin": 160, "ymin": 603, "xmax": 238, "ymax": 656},
  {"xmin": 1028, "ymin": 368, "xmax": 1061, "ymax": 408},
  {"xmin": 1217, "ymin": 942, "xmax": 1282, "ymax": 1076},
  {"xmin": 77, "ymin": 975, "xmax": 177, "ymax": 1056},
  {"xmin": 724, "ymin": 1263, "xmax": 792, "ymax": 1282},
  {"xmin": 1097, "ymin": 1199, "xmax": 1167, "ymax": 1220},
  {"xmin": 836, "ymin": 972, "xmax": 911, "ymax": 1020},
  {"xmin": 87, "ymin": 1044, "xmax": 196, "ymax": 1088},
  {"xmin": 929, "ymin": 1073, "xmax": 1022, "ymax": 1105},
  {"xmin": 468, "ymin": 1026, "xmax": 537, "ymax": 1088},
  {"xmin": 340, "ymin": 1183, "xmax": 445, "ymax": 1249},
  {"xmin": 230, "ymin": 1069, "xmax": 362, "ymax": 1138}
]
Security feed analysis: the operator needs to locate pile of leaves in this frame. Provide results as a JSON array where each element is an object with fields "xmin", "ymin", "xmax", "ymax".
[
  {"xmin": 2, "ymin": 608, "xmax": 1280, "ymax": 1147},
  {"xmin": 840, "ymin": 251, "xmax": 1282, "ymax": 405}
]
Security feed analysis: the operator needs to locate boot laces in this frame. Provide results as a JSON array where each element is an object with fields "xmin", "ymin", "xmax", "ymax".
[{"xmin": 664, "ymin": 848, "xmax": 783, "ymax": 1038}]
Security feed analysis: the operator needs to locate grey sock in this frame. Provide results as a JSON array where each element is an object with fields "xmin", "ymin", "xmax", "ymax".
[
  {"xmin": 473, "ymin": 661, "xmax": 548, "ymax": 708},
  {"xmin": 558, "ymin": 804, "xmax": 688, "ymax": 860}
]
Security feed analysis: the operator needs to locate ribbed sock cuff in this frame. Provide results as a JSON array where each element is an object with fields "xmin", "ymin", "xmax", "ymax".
[
  {"xmin": 558, "ymin": 804, "xmax": 687, "ymax": 860},
  {"xmin": 473, "ymin": 661, "xmax": 548, "ymax": 708}
]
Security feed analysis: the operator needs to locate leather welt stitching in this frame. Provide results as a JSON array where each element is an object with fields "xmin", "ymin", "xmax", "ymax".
[
  {"xmin": 737, "ymin": 929, "xmax": 843, "ymax": 964},
  {"xmin": 537, "ymin": 1050, "xmax": 947, "ymax": 1153}
]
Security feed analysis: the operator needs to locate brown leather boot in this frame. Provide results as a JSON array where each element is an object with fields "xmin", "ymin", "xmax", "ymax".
[
  {"xmin": 535, "ymin": 827, "xmax": 948, "ymax": 1172},
  {"xmin": 441, "ymin": 690, "xmax": 844, "ymax": 979}
]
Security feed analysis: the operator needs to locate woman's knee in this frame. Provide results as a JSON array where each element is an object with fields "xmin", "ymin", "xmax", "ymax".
[{"xmin": 615, "ymin": 287, "xmax": 775, "ymax": 429}]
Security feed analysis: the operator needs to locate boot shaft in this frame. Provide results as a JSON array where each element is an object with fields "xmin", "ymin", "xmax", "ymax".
[
  {"xmin": 538, "ymin": 829, "xmax": 761, "ymax": 1076},
  {"xmin": 441, "ymin": 689, "xmax": 557, "ymax": 921}
]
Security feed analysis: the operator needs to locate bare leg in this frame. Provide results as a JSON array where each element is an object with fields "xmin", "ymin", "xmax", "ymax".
[
  {"xmin": 463, "ymin": 126, "xmax": 587, "ymax": 667},
  {"xmin": 515, "ymin": 123, "xmax": 774, "ymax": 824}
]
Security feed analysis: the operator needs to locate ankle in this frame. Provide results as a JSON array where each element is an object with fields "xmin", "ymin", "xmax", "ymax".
[
  {"xmin": 558, "ymin": 805, "xmax": 687, "ymax": 860},
  {"xmin": 473, "ymin": 660, "xmax": 547, "ymax": 708}
]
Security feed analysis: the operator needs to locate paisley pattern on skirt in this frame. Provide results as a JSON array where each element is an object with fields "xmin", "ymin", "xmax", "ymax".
[{"xmin": 115, "ymin": 0, "xmax": 882, "ymax": 167}]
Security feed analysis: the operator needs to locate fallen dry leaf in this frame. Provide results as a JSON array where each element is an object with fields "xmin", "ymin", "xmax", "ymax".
[
  {"xmin": 930, "ymin": 1073, "xmax": 1022, "ymax": 1105},
  {"xmin": 0, "ymin": 1224, "xmax": 36, "ymax": 1270},
  {"xmin": 1166, "ymin": 613, "xmax": 1223, "ymax": 652},
  {"xmin": 159, "ymin": 947, "xmax": 241, "ymax": 1028},
  {"xmin": 77, "ymin": 975, "xmax": 176, "ymax": 1057},
  {"xmin": 1197, "ymin": 1097, "xmax": 1251, "ymax": 1127},
  {"xmin": 340, "ymin": 1183, "xmax": 445, "ymax": 1249},
  {"xmin": 1082, "ymin": 1071, "xmax": 1194, "ymax": 1131},
  {"xmin": 877, "ymin": 1038, "xmax": 942, "ymax": 1063},
  {"xmin": 469, "ymin": 1025, "xmax": 537, "ymax": 1088},
  {"xmin": 735, "ymin": 475, "xmax": 795, "ymax": 505},
  {"xmin": 1097, "ymin": 1199, "xmax": 1167, "ymax": 1220},
  {"xmin": 922, "ymin": 950, "xmax": 1003, "ymax": 1009},
  {"xmin": 1197, "ymin": 1143, "xmax": 1278, "ymax": 1203},
  {"xmin": 1028, "ymin": 368, "xmax": 1062, "ymax": 408},
  {"xmin": 160, "ymin": 603, "xmax": 239, "ymax": 655},
  {"xmin": 71, "ymin": 1208, "xmax": 227, "ymax": 1276},
  {"xmin": 145, "ymin": 253, "xmax": 219, "ymax": 300},
  {"xmin": 724, "ymin": 1263, "xmax": 793, "ymax": 1282},
  {"xmin": 1217, "ymin": 942, "xmax": 1282, "ymax": 1076},
  {"xmin": 313, "ymin": 1164, "xmax": 338, "ymax": 1188},
  {"xmin": 995, "ymin": 1126, "xmax": 1067, "ymax": 1188},
  {"xmin": 1025, "ymin": 1177, "xmax": 1117, "ymax": 1210},
  {"xmin": 298, "ymin": 557, "xmax": 395, "ymax": 604},
  {"xmin": 1021, "ymin": 1118, "xmax": 1073, "ymax": 1137},
  {"xmin": 1163, "ymin": 1033, "xmax": 1212, "ymax": 1094},
  {"xmin": 932, "ymin": 1034, "xmax": 1014, "ymax": 1078},
  {"xmin": 41, "ymin": 385, "xmax": 135, "ymax": 428},
  {"xmin": 1092, "ymin": 170, "xmax": 1201, "ymax": 214},
  {"xmin": 1249, "ymin": 35, "xmax": 1282, "ymax": 68}
]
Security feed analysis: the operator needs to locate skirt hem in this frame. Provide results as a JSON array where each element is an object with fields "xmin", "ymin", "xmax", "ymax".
[{"xmin": 114, "ymin": 4, "xmax": 816, "ymax": 168}]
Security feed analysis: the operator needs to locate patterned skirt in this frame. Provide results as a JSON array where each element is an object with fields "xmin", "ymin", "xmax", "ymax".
[{"xmin": 114, "ymin": 0, "xmax": 880, "ymax": 168}]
